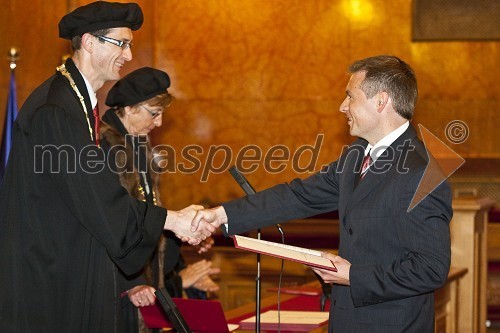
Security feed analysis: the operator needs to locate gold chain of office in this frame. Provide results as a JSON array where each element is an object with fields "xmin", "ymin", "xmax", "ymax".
[
  {"xmin": 57, "ymin": 64, "xmax": 157, "ymax": 205},
  {"xmin": 56, "ymin": 64, "xmax": 94, "ymax": 142}
]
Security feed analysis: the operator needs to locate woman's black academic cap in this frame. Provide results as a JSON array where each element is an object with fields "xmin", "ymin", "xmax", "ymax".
[
  {"xmin": 59, "ymin": 1, "xmax": 143, "ymax": 39},
  {"xmin": 106, "ymin": 67, "xmax": 171, "ymax": 107}
]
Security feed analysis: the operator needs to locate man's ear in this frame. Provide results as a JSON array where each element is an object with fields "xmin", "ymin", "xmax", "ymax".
[
  {"xmin": 81, "ymin": 33, "xmax": 94, "ymax": 53},
  {"xmin": 376, "ymin": 91, "xmax": 389, "ymax": 112}
]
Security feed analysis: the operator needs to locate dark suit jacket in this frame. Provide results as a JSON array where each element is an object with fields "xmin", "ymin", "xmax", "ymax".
[{"xmin": 222, "ymin": 124, "xmax": 452, "ymax": 333}]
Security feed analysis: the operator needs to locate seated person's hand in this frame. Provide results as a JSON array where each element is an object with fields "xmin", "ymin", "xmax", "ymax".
[
  {"xmin": 194, "ymin": 236, "xmax": 215, "ymax": 254},
  {"xmin": 192, "ymin": 275, "xmax": 219, "ymax": 293},
  {"xmin": 127, "ymin": 285, "xmax": 156, "ymax": 307},
  {"xmin": 179, "ymin": 259, "xmax": 220, "ymax": 289}
]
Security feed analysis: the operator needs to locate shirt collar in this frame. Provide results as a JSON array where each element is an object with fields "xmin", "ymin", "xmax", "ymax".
[
  {"xmin": 80, "ymin": 71, "xmax": 98, "ymax": 109},
  {"xmin": 365, "ymin": 121, "xmax": 410, "ymax": 161}
]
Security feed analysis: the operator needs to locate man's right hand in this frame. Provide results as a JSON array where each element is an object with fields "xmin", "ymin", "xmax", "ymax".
[
  {"xmin": 164, "ymin": 204, "xmax": 216, "ymax": 245},
  {"xmin": 191, "ymin": 206, "xmax": 228, "ymax": 232}
]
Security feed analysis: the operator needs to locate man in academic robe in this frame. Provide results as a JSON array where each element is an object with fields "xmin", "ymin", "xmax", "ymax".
[
  {"xmin": 0, "ymin": 2, "xmax": 214, "ymax": 332},
  {"xmin": 192, "ymin": 55, "xmax": 452, "ymax": 333}
]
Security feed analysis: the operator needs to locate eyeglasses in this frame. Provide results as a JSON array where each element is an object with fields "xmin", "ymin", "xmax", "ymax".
[
  {"xmin": 93, "ymin": 35, "xmax": 133, "ymax": 50},
  {"xmin": 141, "ymin": 105, "xmax": 163, "ymax": 119}
]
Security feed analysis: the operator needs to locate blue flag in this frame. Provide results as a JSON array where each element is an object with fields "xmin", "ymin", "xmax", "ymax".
[{"xmin": 0, "ymin": 71, "xmax": 18, "ymax": 184}]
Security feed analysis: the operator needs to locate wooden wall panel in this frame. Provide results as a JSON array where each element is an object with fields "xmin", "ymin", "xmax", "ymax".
[
  {"xmin": 0, "ymin": 0, "xmax": 69, "ymax": 136},
  {"xmin": 154, "ymin": 1, "xmax": 349, "ymax": 100},
  {"xmin": 153, "ymin": 1, "xmax": 353, "ymax": 209},
  {"xmin": 411, "ymin": 41, "xmax": 499, "ymax": 158},
  {"xmin": 151, "ymin": 0, "xmax": 499, "ymax": 209}
]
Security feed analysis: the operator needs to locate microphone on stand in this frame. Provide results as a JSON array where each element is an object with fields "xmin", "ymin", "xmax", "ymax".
[
  {"xmin": 228, "ymin": 166, "xmax": 261, "ymax": 333},
  {"xmin": 229, "ymin": 166, "xmax": 286, "ymax": 332},
  {"xmin": 229, "ymin": 166, "xmax": 256, "ymax": 195}
]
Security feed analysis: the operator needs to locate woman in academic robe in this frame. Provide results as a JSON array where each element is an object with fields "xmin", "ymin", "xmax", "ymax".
[{"xmin": 100, "ymin": 67, "xmax": 220, "ymax": 333}]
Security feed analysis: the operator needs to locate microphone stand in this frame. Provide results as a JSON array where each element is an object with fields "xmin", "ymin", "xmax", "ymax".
[
  {"xmin": 228, "ymin": 166, "xmax": 261, "ymax": 333},
  {"xmin": 256, "ymin": 229, "xmax": 261, "ymax": 333}
]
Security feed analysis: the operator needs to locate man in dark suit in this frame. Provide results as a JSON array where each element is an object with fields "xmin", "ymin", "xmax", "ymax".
[
  {"xmin": 0, "ymin": 2, "xmax": 213, "ymax": 332},
  {"xmin": 192, "ymin": 55, "xmax": 452, "ymax": 333}
]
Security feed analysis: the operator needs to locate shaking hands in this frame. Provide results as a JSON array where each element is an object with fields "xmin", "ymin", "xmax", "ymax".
[
  {"xmin": 191, "ymin": 206, "xmax": 228, "ymax": 231},
  {"xmin": 164, "ymin": 204, "xmax": 214, "ymax": 245},
  {"xmin": 164, "ymin": 205, "xmax": 228, "ymax": 245}
]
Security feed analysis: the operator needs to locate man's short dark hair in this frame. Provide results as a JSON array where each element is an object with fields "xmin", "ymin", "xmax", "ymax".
[
  {"xmin": 349, "ymin": 55, "xmax": 418, "ymax": 120},
  {"xmin": 71, "ymin": 28, "xmax": 111, "ymax": 51}
]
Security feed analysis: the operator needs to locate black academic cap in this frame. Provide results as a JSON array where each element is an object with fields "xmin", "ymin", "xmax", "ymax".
[
  {"xmin": 106, "ymin": 67, "xmax": 171, "ymax": 107},
  {"xmin": 59, "ymin": 1, "xmax": 143, "ymax": 40}
]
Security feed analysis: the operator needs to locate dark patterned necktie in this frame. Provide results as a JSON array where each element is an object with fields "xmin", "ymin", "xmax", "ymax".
[
  {"xmin": 92, "ymin": 104, "xmax": 100, "ymax": 147},
  {"xmin": 359, "ymin": 150, "xmax": 372, "ymax": 180}
]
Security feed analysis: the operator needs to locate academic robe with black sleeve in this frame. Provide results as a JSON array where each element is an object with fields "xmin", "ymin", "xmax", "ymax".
[
  {"xmin": 100, "ymin": 109, "xmax": 182, "ymax": 333},
  {"xmin": 221, "ymin": 124, "xmax": 452, "ymax": 333},
  {"xmin": 0, "ymin": 58, "xmax": 166, "ymax": 333}
]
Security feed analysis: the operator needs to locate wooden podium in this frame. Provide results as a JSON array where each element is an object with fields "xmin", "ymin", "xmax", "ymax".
[{"xmin": 451, "ymin": 197, "xmax": 495, "ymax": 333}]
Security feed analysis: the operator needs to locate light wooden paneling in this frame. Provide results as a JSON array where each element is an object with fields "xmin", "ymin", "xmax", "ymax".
[{"xmin": 451, "ymin": 197, "xmax": 495, "ymax": 333}]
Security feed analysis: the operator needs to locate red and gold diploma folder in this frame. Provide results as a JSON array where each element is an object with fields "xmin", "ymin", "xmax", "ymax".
[{"xmin": 232, "ymin": 235, "xmax": 337, "ymax": 272}]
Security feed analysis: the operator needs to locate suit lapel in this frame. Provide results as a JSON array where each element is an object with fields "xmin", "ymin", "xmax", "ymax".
[
  {"xmin": 339, "ymin": 143, "xmax": 365, "ymax": 216},
  {"xmin": 344, "ymin": 124, "xmax": 419, "ymax": 215},
  {"xmin": 345, "ymin": 152, "xmax": 389, "ymax": 214}
]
